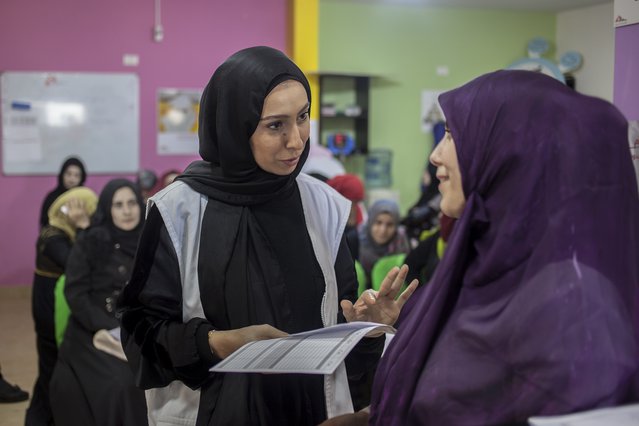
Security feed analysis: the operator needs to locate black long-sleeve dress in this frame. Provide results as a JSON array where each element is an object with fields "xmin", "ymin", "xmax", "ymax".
[
  {"xmin": 120, "ymin": 186, "xmax": 384, "ymax": 425},
  {"xmin": 26, "ymin": 226, "xmax": 73, "ymax": 425},
  {"xmin": 49, "ymin": 227, "xmax": 147, "ymax": 426}
]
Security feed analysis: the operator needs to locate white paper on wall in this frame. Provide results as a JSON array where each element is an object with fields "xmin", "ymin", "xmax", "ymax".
[
  {"xmin": 614, "ymin": 0, "xmax": 639, "ymax": 27},
  {"xmin": 421, "ymin": 90, "xmax": 444, "ymax": 133}
]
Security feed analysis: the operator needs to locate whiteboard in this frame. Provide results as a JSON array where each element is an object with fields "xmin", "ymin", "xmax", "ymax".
[{"xmin": 1, "ymin": 72, "xmax": 139, "ymax": 175}]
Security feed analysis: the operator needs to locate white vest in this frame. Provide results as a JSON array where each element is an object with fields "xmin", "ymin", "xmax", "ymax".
[{"xmin": 145, "ymin": 173, "xmax": 352, "ymax": 426}]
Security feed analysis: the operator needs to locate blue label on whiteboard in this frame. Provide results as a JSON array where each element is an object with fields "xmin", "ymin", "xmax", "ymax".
[{"xmin": 11, "ymin": 101, "xmax": 31, "ymax": 111}]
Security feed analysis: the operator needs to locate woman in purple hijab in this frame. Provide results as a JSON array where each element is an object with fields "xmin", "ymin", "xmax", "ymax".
[
  {"xmin": 324, "ymin": 70, "xmax": 639, "ymax": 425},
  {"xmin": 374, "ymin": 69, "xmax": 639, "ymax": 425}
]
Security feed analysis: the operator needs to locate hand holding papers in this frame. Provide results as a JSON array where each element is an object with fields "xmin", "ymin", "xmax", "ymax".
[
  {"xmin": 210, "ymin": 267, "xmax": 416, "ymax": 375},
  {"xmin": 210, "ymin": 322, "xmax": 395, "ymax": 375},
  {"xmin": 208, "ymin": 324, "xmax": 288, "ymax": 359}
]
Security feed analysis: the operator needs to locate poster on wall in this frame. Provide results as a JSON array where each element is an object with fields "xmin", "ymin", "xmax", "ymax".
[
  {"xmin": 614, "ymin": 0, "xmax": 639, "ymax": 27},
  {"xmin": 421, "ymin": 90, "xmax": 444, "ymax": 133},
  {"xmin": 157, "ymin": 88, "xmax": 201, "ymax": 155}
]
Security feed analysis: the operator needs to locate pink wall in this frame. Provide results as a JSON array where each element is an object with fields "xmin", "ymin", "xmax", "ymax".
[
  {"xmin": 613, "ymin": 23, "xmax": 639, "ymax": 120},
  {"xmin": 0, "ymin": 0, "xmax": 288, "ymax": 286}
]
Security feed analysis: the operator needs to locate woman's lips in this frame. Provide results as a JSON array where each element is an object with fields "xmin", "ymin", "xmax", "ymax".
[{"xmin": 281, "ymin": 157, "xmax": 300, "ymax": 167}]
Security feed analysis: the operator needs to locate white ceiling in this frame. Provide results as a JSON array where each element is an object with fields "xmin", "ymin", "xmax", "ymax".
[{"xmin": 322, "ymin": 0, "xmax": 612, "ymax": 13}]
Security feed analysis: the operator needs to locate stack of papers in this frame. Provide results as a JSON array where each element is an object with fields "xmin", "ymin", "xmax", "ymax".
[
  {"xmin": 210, "ymin": 321, "xmax": 395, "ymax": 375},
  {"xmin": 528, "ymin": 403, "xmax": 639, "ymax": 426}
]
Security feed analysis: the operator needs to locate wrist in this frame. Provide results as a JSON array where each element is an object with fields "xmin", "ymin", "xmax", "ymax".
[
  {"xmin": 208, "ymin": 329, "xmax": 231, "ymax": 359},
  {"xmin": 208, "ymin": 329, "xmax": 218, "ymax": 357},
  {"xmin": 196, "ymin": 324, "xmax": 219, "ymax": 363}
]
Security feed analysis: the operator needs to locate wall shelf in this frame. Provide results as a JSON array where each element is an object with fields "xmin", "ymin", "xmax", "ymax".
[{"xmin": 313, "ymin": 72, "xmax": 373, "ymax": 155}]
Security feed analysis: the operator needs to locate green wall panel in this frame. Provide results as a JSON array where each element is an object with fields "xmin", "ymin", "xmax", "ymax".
[{"xmin": 319, "ymin": 2, "xmax": 555, "ymax": 213}]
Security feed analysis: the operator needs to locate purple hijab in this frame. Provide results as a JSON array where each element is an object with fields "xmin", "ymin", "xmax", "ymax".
[{"xmin": 370, "ymin": 70, "xmax": 639, "ymax": 425}]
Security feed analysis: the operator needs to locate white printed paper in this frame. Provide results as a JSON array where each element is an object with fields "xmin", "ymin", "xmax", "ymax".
[
  {"xmin": 614, "ymin": 0, "xmax": 639, "ymax": 27},
  {"xmin": 210, "ymin": 322, "xmax": 395, "ymax": 375}
]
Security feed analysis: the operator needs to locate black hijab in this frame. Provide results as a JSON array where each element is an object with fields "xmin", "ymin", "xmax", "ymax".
[
  {"xmin": 177, "ymin": 46, "xmax": 313, "ymax": 328},
  {"xmin": 57, "ymin": 156, "xmax": 87, "ymax": 188},
  {"xmin": 40, "ymin": 156, "xmax": 88, "ymax": 227},
  {"xmin": 89, "ymin": 179, "xmax": 145, "ymax": 258},
  {"xmin": 178, "ymin": 45, "xmax": 311, "ymax": 205}
]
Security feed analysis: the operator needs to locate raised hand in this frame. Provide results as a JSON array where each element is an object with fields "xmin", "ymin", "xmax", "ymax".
[
  {"xmin": 65, "ymin": 198, "xmax": 91, "ymax": 229},
  {"xmin": 341, "ymin": 264, "xmax": 418, "ymax": 326}
]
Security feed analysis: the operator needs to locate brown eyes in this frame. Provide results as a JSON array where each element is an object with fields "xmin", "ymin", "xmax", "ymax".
[
  {"xmin": 113, "ymin": 201, "xmax": 137, "ymax": 208},
  {"xmin": 267, "ymin": 121, "xmax": 283, "ymax": 130},
  {"xmin": 267, "ymin": 112, "xmax": 309, "ymax": 131}
]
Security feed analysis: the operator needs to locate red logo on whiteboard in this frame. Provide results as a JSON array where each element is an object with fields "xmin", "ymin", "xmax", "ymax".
[{"xmin": 44, "ymin": 75, "xmax": 58, "ymax": 86}]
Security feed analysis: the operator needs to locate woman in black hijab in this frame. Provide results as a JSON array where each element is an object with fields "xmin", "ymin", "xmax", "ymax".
[
  {"xmin": 50, "ymin": 179, "xmax": 147, "ymax": 426},
  {"xmin": 39, "ymin": 156, "xmax": 87, "ymax": 228},
  {"xmin": 119, "ymin": 46, "xmax": 416, "ymax": 426}
]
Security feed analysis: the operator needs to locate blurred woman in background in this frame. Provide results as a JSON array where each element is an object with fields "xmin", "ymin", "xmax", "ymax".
[
  {"xmin": 27, "ymin": 187, "xmax": 97, "ymax": 426},
  {"xmin": 358, "ymin": 199, "xmax": 410, "ymax": 284},
  {"xmin": 39, "ymin": 157, "xmax": 87, "ymax": 228},
  {"xmin": 50, "ymin": 179, "xmax": 147, "ymax": 426}
]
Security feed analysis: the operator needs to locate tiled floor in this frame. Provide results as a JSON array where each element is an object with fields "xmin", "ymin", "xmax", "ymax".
[{"xmin": 0, "ymin": 286, "xmax": 36, "ymax": 426}]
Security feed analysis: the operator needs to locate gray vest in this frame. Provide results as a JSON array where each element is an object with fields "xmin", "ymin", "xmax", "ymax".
[{"xmin": 145, "ymin": 173, "xmax": 353, "ymax": 425}]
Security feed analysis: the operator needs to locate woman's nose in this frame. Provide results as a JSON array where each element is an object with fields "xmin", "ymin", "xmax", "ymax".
[
  {"xmin": 430, "ymin": 144, "xmax": 442, "ymax": 167},
  {"xmin": 285, "ymin": 124, "xmax": 304, "ymax": 149}
]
